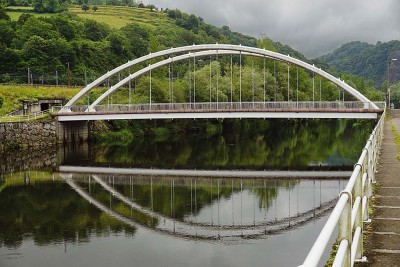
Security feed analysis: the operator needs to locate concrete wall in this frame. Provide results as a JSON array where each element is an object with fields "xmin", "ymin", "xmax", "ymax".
[{"xmin": 57, "ymin": 121, "xmax": 89, "ymax": 143}]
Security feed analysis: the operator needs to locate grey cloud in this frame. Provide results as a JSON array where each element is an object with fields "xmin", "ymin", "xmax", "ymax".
[{"xmin": 145, "ymin": 0, "xmax": 400, "ymax": 58}]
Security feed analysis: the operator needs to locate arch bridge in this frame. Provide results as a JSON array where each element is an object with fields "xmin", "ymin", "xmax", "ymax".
[{"xmin": 55, "ymin": 44, "xmax": 384, "ymax": 121}]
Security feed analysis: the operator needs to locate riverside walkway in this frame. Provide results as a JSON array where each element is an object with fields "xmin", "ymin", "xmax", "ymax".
[{"xmin": 365, "ymin": 110, "xmax": 400, "ymax": 265}]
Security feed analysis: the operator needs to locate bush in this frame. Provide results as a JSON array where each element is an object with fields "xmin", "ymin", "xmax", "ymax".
[
  {"xmin": 94, "ymin": 129, "xmax": 133, "ymax": 145},
  {"xmin": 0, "ymin": 95, "xmax": 3, "ymax": 109}
]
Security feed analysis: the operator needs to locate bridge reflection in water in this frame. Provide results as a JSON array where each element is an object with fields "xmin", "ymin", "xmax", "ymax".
[{"xmin": 61, "ymin": 173, "xmax": 345, "ymax": 241}]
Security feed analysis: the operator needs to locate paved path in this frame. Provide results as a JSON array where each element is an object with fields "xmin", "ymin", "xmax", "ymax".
[{"xmin": 364, "ymin": 110, "xmax": 400, "ymax": 266}]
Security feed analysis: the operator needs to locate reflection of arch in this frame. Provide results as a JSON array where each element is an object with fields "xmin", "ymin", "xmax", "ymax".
[
  {"xmin": 61, "ymin": 44, "xmax": 378, "ymax": 112},
  {"xmin": 61, "ymin": 174, "xmax": 138, "ymax": 229},
  {"xmin": 58, "ymin": 165, "xmax": 353, "ymax": 178},
  {"xmin": 62, "ymin": 174, "xmax": 338, "ymax": 241}
]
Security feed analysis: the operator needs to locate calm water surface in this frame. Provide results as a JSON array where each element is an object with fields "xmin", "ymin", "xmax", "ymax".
[{"xmin": 0, "ymin": 119, "xmax": 374, "ymax": 266}]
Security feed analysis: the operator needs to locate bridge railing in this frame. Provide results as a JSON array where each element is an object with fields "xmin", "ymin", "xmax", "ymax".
[
  {"xmin": 56, "ymin": 101, "xmax": 384, "ymax": 113},
  {"xmin": 0, "ymin": 109, "xmax": 51, "ymax": 123},
  {"xmin": 300, "ymin": 108, "xmax": 385, "ymax": 267}
]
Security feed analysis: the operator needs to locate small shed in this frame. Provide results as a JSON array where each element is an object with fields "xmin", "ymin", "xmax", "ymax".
[{"xmin": 37, "ymin": 98, "xmax": 65, "ymax": 112}]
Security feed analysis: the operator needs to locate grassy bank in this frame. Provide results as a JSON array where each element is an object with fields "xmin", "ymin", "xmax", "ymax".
[
  {"xmin": 6, "ymin": 5, "xmax": 176, "ymax": 29},
  {"xmin": 389, "ymin": 116, "xmax": 400, "ymax": 160},
  {"xmin": 0, "ymin": 84, "xmax": 112, "ymax": 115},
  {"xmin": 0, "ymin": 84, "xmax": 79, "ymax": 115}
]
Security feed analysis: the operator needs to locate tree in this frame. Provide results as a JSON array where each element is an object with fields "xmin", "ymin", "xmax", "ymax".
[
  {"xmin": 81, "ymin": 4, "xmax": 89, "ymax": 12},
  {"xmin": 0, "ymin": 5, "xmax": 10, "ymax": 20},
  {"xmin": 148, "ymin": 35, "xmax": 161, "ymax": 53},
  {"xmin": 120, "ymin": 23, "xmax": 149, "ymax": 57},
  {"xmin": 45, "ymin": 0, "xmax": 61, "ymax": 13},
  {"xmin": 0, "ymin": 20, "xmax": 15, "ymax": 46},
  {"xmin": 257, "ymin": 36, "xmax": 277, "ymax": 52},
  {"xmin": 108, "ymin": 31, "xmax": 130, "ymax": 55},
  {"xmin": 32, "ymin": 0, "xmax": 45, "ymax": 13},
  {"xmin": 32, "ymin": 0, "xmax": 66, "ymax": 13},
  {"xmin": 389, "ymin": 83, "xmax": 400, "ymax": 108},
  {"xmin": 83, "ymin": 19, "xmax": 110, "ymax": 41},
  {"xmin": 13, "ymin": 17, "xmax": 61, "ymax": 49},
  {"xmin": 45, "ymin": 15, "xmax": 76, "ymax": 41},
  {"xmin": 92, "ymin": 5, "xmax": 98, "ymax": 12}
]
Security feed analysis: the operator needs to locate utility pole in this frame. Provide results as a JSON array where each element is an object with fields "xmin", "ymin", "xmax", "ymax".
[
  {"xmin": 67, "ymin": 62, "xmax": 71, "ymax": 87},
  {"xmin": 84, "ymin": 69, "xmax": 87, "ymax": 86},
  {"xmin": 388, "ymin": 58, "xmax": 397, "ymax": 108}
]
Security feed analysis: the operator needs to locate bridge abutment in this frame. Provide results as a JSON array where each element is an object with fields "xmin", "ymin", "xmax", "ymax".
[{"xmin": 57, "ymin": 121, "xmax": 90, "ymax": 144}]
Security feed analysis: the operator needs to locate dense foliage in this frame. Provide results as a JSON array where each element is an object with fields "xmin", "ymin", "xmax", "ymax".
[
  {"xmin": 91, "ymin": 118, "xmax": 373, "ymax": 170},
  {"xmin": 316, "ymin": 41, "xmax": 400, "ymax": 86},
  {"xmin": 0, "ymin": 5, "xmax": 258, "ymax": 85},
  {"xmin": 0, "ymin": 5, "xmax": 385, "ymax": 110},
  {"xmin": 389, "ymin": 82, "xmax": 400, "ymax": 108},
  {"xmin": 0, "ymin": 179, "xmax": 137, "ymax": 248}
]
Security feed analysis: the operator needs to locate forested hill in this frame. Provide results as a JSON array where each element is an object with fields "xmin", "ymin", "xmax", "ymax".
[
  {"xmin": 0, "ymin": 5, "xmax": 308, "ymax": 85},
  {"xmin": 0, "ymin": 4, "xmax": 387, "ymax": 109},
  {"xmin": 316, "ymin": 40, "xmax": 400, "ymax": 86},
  {"xmin": 0, "ymin": 5, "xmax": 255, "ymax": 84}
]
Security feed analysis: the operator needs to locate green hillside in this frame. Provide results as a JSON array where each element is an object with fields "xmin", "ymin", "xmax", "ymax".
[
  {"xmin": 316, "ymin": 40, "xmax": 400, "ymax": 86},
  {"xmin": 0, "ymin": 4, "xmax": 386, "ymax": 116},
  {"xmin": 7, "ymin": 5, "xmax": 179, "ymax": 29},
  {"xmin": 0, "ymin": 5, "xmax": 258, "ymax": 85}
]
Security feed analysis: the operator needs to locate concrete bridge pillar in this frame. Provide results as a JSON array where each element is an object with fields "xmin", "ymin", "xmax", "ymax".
[{"xmin": 57, "ymin": 121, "xmax": 89, "ymax": 144}]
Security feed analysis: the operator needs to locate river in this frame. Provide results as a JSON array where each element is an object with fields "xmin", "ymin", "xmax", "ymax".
[{"xmin": 0, "ymin": 118, "xmax": 374, "ymax": 267}]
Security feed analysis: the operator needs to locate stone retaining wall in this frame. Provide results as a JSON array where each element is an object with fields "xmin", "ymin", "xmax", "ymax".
[
  {"xmin": 0, "ymin": 121, "xmax": 57, "ymax": 151},
  {"xmin": 0, "ymin": 146, "xmax": 57, "ymax": 173}
]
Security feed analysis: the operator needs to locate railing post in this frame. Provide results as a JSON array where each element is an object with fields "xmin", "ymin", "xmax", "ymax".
[
  {"xmin": 339, "ymin": 191, "xmax": 352, "ymax": 267},
  {"xmin": 354, "ymin": 163, "xmax": 364, "ymax": 261}
]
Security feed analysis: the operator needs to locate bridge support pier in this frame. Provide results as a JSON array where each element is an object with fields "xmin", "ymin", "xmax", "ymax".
[{"xmin": 57, "ymin": 121, "xmax": 90, "ymax": 144}]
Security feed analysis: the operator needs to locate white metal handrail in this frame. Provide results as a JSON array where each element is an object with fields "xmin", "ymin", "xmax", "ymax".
[
  {"xmin": 300, "ymin": 108, "xmax": 385, "ymax": 267},
  {"xmin": 0, "ymin": 109, "xmax": 51, "ymax": 123},
  {"xmin": 54, "ymin": 101, "xmax": 385, "ymax": 114}
]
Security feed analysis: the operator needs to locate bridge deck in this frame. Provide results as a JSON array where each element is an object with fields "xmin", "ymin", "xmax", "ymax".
[
  {"xmin": 364, "ymin": 110, "xmax": 400, "ymax": 266},
  {"xmin": 54, "ymin": 103, "xmax": 383, "ymax": 121}
]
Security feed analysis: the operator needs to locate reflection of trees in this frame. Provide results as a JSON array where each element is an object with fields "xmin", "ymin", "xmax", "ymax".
[
  {"xmin": 0, "ymin": 175, "xmax": 335, "ymax": 245},
  {"xmin": 0, "ymin": 181, "xmax": 136, "ymax": 248},
  {"xmin": 81, "ymin": 181, "xmax": 158, "ymax": 227},
  {"xmin": 90, "ymin": 119, "xmax": 373, "ymax": 170},
  {"xmin": 253, "ymin": 180, "xmax": 297, "ymax": 210},
  {"xmin": 104, "ymin": 178, "xmax": 296, "ymax": 222}
]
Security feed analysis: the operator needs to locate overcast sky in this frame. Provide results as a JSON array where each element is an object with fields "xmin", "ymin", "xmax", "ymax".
[{"xmin": 143, "ymin": 0, "xmax": 400, "ymax": 58}]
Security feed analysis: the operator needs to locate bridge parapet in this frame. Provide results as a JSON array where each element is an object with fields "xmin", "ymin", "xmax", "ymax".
[
  {"xmin": 54, "ymin": 101, "xmax": 384, "ymax": 114},
  {"xmin": 300, "ymin": 109, "xmax": 385, "ymax": 267},
  {"xmin": 52, "ymin": 101, "xmax": 384, "ymax": 121}
]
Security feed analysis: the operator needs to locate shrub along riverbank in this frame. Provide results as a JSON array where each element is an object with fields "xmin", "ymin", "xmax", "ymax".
[{"xmin": 91, "ymin": 119, "xmax": 224, "ymax": 145}]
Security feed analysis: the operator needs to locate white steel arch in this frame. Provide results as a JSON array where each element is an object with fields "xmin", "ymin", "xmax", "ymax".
[
  {"xmin": 61, "ymin": 44, "xmax": 378, "ymax": 111},
  {"xmin": 88, "ymin": 50, "xmax": 258, "ymax": 111}
]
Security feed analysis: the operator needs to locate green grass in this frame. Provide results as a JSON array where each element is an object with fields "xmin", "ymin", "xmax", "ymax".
[
  {"xmin": 69, "ymin": 5, "xmax": 174, "ymax": 29},
  {"xmin": 389, "ymin": 116, "xmax": 400, "ymax": 160},
  {"xmin": 0, "ymin": 171, "xmax": 59, "ymax": 194},
  {"xmin": 0, "ymin": 84, "xmax": 80, "ymax": 115},
  {"xmin": 7, "ymin": 11, "xmax": 54, "ymax": 20},
  {"xmin": 0, "ymin": 113, "xmax": 49, "ymax": 123},
  {"xmin": 0, "ymin": 84, "xmax": 136, "ymax": 116},
  {"xmin": 6, "ymin": 5, "xmax": 176, "ymax": 29}
]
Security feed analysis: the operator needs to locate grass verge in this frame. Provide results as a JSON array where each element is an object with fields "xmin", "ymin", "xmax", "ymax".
[{"xmin": 389, "ymin": 116, "xmax": 400, "ymax": 160}]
